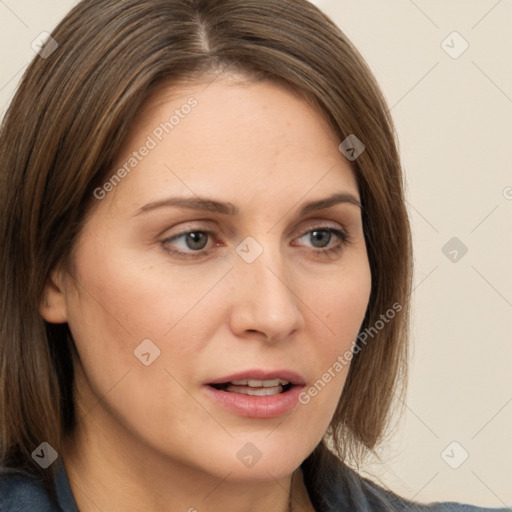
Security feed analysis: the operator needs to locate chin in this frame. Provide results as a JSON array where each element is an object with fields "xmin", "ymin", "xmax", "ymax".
[
  {"xmin": 179, "ymin": 436, "xmax": 311, "ymax": 483},
  {"xmin": 225, "ymin": 434, "xmax": 317, "ymax": 482}
]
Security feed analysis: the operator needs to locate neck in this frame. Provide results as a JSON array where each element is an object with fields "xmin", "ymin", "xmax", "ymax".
[{"xmin": 61, "ymin": 409, "xmax": 313, "ymax": 512}]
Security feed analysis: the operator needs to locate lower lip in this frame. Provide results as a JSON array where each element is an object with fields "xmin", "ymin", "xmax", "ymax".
[{"xmin": 203, "ymin": 385, "xmax": 304, "ymax": 418}]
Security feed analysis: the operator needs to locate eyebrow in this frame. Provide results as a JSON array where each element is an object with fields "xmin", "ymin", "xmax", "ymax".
[{"xmin": 134, "ymin": 192, "xmax": 362, "ymax": 217}]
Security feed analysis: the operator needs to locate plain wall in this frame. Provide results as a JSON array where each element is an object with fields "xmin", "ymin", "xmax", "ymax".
[{"xmin": 1, "ymin": 0, "xmax": 511, "ymax": 507}]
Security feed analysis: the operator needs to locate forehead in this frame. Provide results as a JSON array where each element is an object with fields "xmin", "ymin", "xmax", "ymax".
[{"xmin": 99, "ymin": 75, "xmax": 359, "ymax": 216}]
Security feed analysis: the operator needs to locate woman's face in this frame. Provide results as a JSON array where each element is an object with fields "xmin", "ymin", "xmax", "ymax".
[{"xmin": 45, "ymin": 75, "xmax": 371, "ymax": 482}]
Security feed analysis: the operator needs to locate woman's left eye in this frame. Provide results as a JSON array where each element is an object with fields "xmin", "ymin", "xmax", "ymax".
[
  {"xmin": 162, "ymin": 227, "xmax": 349, "ymax": 259},
  {"xmin": 295, "ymin": 227, "xmax": 347, "ymax": 250}
]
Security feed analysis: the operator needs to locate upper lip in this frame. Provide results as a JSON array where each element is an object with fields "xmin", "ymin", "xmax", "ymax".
[{"xmin": 207, "ymin": 369, "xmax": 306, "ymax": 386}]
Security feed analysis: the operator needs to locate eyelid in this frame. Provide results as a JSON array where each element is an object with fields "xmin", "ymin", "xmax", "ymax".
[
  {"xmin": 291, "ymin": 216, "xmax": 351, "ymax": 238},
  {"xmin": 161, "ymin": 217, "xmax": 348, "ymax": 243},
  {"xmin": 293, "ymin": 218, "xmax": 347, "ymax": 234}
]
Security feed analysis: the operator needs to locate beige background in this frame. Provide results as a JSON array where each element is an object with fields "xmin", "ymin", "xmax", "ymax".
[{"xmin": 1, "ymin": 0, "xmax": 511, "ymax": 507}]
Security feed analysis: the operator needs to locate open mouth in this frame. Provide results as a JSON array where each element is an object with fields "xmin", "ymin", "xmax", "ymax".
[
  {"xmin": 205, "ymin": 373, "xmax": 304, "ymax": 417},
  {"xmin": 209, "ymin": 379, "xmax": 293, "ymax": 396}
]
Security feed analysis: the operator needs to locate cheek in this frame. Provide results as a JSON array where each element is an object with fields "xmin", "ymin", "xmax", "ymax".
[
  {"xmin": 64, "ymin": 247, "xmax": 221, "ymax": 458},
  {"xmin": 64, "ymin": 239, "xmax": 233, "ymax": 413},
  {"xmin": 297, "ymin": 259, "xmax": 371, "ymax": 411},
  {"xmin": 309, "ymin": 259, "xmax": 372, "ymax": 350},
  {"xmin": 68, "ymin": 236, "xmax": 230, "ymax": 341}
]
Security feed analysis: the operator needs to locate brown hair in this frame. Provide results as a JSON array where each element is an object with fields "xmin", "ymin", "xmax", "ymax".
[{"xmin": 0, "ymin": 0, "xmax": 412, "ymax": 503}]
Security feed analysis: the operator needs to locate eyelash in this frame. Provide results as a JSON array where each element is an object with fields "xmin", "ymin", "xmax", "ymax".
[{"xmin": 162, "ymin": 226, "xmax": 351, "ymax": 260}]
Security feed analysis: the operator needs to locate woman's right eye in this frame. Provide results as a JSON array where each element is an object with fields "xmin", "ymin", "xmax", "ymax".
[{"xmin": 162, "ymin": 230, "xmax": 216, "ymax": 259}]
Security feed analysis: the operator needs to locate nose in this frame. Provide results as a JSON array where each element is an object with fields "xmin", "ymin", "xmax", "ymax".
[{"xmin": 228, "ymin": 242, "xmax": 305, "ymax": 342}]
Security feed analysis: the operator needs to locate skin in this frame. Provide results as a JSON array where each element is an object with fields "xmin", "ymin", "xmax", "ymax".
[{"xmin": 40, "ymin": 73, "xmax": 372, "ymax": 512}]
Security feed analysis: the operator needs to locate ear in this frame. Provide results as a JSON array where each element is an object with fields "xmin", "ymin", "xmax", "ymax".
[{"xmin": 39, "ymin": 269, "xmax": 69, "ymax": 324}]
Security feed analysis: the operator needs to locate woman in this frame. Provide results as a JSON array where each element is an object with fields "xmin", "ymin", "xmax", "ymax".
[{"xmin": 0, "ymin": 1, "xmax": 508, "ymax": 510}]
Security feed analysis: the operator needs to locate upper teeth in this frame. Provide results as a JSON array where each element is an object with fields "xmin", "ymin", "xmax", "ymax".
[{"xmin": 230, "ymin": 379, "xmax": 290, "ymax": 387}]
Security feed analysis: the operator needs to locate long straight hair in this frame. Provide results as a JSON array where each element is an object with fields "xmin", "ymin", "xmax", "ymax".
[{"xmin": 0, "ymin": 0, "xmax": 412, "ymax": 503}]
